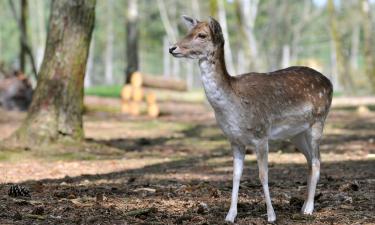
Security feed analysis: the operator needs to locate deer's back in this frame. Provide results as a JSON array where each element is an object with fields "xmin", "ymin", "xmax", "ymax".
[{"xmin": 230, "ymin": 66, "xmax": 333, "ymax": 120}]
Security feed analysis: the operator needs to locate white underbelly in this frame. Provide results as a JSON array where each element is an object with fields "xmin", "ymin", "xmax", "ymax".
[{"xmin": 270, "ymin": 123, "xmax": 310, "ymax": 140}]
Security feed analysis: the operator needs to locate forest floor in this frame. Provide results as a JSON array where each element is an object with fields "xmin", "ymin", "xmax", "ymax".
[{"xmin": 0, "ymin": 95, "xmax": 374, "ymax": 225}]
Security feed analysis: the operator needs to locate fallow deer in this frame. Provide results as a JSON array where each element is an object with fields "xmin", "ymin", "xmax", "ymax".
[{"xmin": 169, "ymin": 16, "xmax": 333, "ymax": 223}]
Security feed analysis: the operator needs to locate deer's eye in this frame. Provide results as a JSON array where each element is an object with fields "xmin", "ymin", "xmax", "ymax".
[{"xmin": 197, "ymin": 33, "xmax": 207, "ymax": 39}]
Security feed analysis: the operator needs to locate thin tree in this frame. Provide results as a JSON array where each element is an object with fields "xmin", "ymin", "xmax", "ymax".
[
  {"xmin": 8, "ymin": 0, "xmax": 38, "ymax": 79},
  {"xmin": 20, "ymin": 0, "xmax": 28, "ymax": 73},
  {"xmin": 9, "ymin": 0, "xmax": 96, "ymax": 146},
  {"xmin": 361, "ymin": 0, "xmax": 375, "ymax": 91},
  {"xmin": 125, "ymin": 0, "xmax": 139, "ymax": 83},
  {"xmin": 235, "ymin": 0, "xmax": 260, "ymax": 72},
  {"xmin": 104, "ymin": 0, "xmax": 114, "ymax": 84},
  {"xmin": 217, "ymin": 0, "xmax": 235, "ymax": 75},
  {"xmin": 327, "ymin": 0, "xmax": 354, "ymax": 93}
]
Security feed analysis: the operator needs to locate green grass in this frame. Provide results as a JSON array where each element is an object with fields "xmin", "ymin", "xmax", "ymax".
[
  {"xmin": 85, "ymin": 85, "xmax": 122, "ymax": 98},
  {"xmin": 85, "ymin": 85, "xmax": 206, "ymax": 103}
]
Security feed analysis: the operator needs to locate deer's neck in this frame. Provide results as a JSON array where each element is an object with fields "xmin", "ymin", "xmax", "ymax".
[{"xmin": 199, "ymin": 47, "xmax": 233, "ymax": 109}]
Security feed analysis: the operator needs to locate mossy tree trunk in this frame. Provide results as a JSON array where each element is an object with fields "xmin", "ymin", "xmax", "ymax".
[{"xmin": 11, "ymin": 0, "xmax": 96, "ymax": 146}]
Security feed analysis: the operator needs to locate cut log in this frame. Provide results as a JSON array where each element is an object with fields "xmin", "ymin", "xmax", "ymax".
[
  {"xmin": 132, "ymin": 87, "xmax": 143, "ymax": 102},
  {"xmin": 121, "ymin": 84, "xmax": 132, "ymax": 101},
  {"xmin": 146, "ymin": 92, "xmax": 156, "ymax": 105},
  {"xmin": 142, "ymin": 74, "xmax": 187, "ymax": 92},
  {"xmin": 147, "ymin": 103, "xmax": 159, "ymax": 118},
  {"xmin": 129, "ymin": 101, "xmax": 140, "ymax": 116},
  {"xmin": 121, "ymin": 102, "xmax": 130, "ymax": 113},
  {"xmin": 130, "ymin": 71, "xmax": 143, "ymax": 88}
]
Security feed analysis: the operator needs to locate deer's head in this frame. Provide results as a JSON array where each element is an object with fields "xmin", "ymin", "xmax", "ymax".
[{"xmin": 169, "ymin": 16, "xmax": 224, "ymax": 60}]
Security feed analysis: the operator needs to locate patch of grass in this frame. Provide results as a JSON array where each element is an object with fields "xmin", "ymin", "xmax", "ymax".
[
  {"xmin": 85, "ymin": 85, "xmax": 205, "ymax": 103},
  {"xmin": 0, "ymin": 150, "xmax": 32, "ymax": 162},
  {"xmin": 85, "ymin": 85, "xmax": 122, "ymax": 98}
]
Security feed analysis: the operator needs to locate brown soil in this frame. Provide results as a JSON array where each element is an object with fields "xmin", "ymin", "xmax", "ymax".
[{"xmin": 0, "ymin": 96, "xmax": 374, "ymax": 225}]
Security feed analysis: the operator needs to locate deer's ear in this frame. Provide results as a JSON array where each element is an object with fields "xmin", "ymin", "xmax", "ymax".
[
  {"xmin": 181, "ymin": 15, "xmax": 198, "ymax": 30},
  {"xmin": 208, "ymin": 17, "xmax": 224, "ymax": 45}
]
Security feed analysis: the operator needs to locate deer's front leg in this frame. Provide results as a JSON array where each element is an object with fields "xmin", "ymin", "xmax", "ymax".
[
  {"xmin": 225, "ymin": 143, "xmax": 245, "ymax": 223},
  {"xmin": 255, "ymin": 139, "xmax": 276, "ymax": 222}
]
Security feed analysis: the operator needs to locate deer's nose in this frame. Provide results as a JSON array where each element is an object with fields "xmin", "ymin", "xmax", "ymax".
[{"xmin": 169, "ymin": 46, "xmax": 177, "ymax": 54}]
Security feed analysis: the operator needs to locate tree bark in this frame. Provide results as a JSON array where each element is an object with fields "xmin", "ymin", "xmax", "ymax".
[
  {"xmin": 10, "ymin": 0, "xmax": 96, "ymax": 146},
  {"xmin": 125, "ymin": 0, "xmax": 139, "ymax": 84}
]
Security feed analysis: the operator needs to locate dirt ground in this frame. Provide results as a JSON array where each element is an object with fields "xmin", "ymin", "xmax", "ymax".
[{"xmin": 0, "ymin": 96, "xmax": 374, "ymax": 225}]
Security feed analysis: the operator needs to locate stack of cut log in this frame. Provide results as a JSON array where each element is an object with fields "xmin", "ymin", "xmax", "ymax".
[{"xmin": 121, "ymin": 72, "xmax": 160, "ymax": 118}]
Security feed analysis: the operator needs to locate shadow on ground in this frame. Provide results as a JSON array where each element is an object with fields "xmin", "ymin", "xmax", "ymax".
[{"xmin": 0, "ymin": 148, "xmax": 374, "ymax": 224}]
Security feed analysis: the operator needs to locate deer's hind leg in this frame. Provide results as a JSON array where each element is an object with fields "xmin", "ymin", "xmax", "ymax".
[{"xmin": 291, "ymin": 122, "xmax": 323, "ymax": 214}]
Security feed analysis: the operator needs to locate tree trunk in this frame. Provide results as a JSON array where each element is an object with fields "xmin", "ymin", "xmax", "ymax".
[
  {"xmin": 217, "ymin": 0, "xmax": 235, "ymax": 75},
  {"xmin": 157, "ymin": 0, "xmax": 177, "ymax": 43},
  {"xmin": 235, "ymin": 0, "xmax": 260, "ymax": 71},
  {"xmin": 33, "ymin": 0, "xmax": 47, "ymax": 71},
  {"xmin": 361, "ymin": 0, "xmax": 375, "ymax": 91},
  {"xmin": 163, "ymin": 36, "xmax": 171, "ymax": 78},
  {"xmin": 327, "ymin": 0, "xmax": 354, "ymax": 93},
  {"xmin": 104, "ymin": 0, "xmax": 114, "ymax": 85},
  {"xmin": 350, "ymin": 25, "xmax": 360, "ymax": 71},
  {"xmin": 11, "ymin": 0, "xmax": 96, "ymax": 146},
  {"xmin": 281, "ymin": 44, "xmax": 290, "ymax": 68},
  {"xmin": 8, "ymin": 0, "xmax": 38, "ymax": 79},
  {"xmin": 125, "ymin": 0, "xmax": 139, "ymax": 84},
  {"xmin": 20, "ymin": 0, "xmax": 28, "ymax": 73}
]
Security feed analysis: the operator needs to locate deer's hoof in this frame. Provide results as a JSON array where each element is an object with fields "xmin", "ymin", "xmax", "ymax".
[
  {"xmin": 267, "ymin": 213, "xmax": 276, "ymax": 223},
  {"xmin": 301, "ymin": 202, "xmax": 314, "ymax": 215},
  {"xmin": 225, "ymin": 210, "xmax": 237, "ymax": 223}
]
